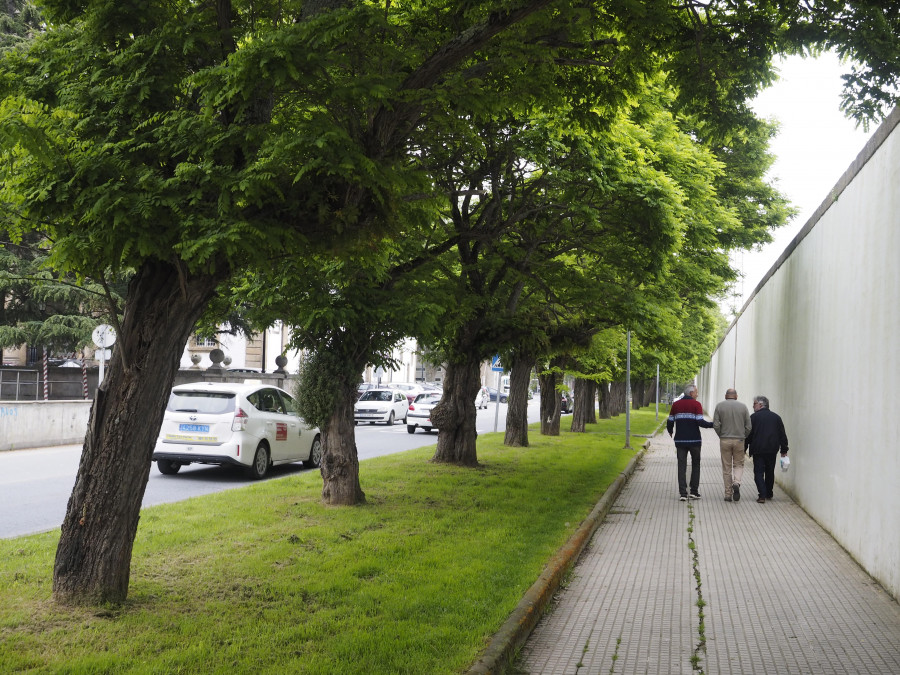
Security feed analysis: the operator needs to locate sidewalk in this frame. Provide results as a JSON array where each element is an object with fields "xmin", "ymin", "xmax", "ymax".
[{"xmin": 518, "ymin": 428, "xmax": 900, "ymax": 674}]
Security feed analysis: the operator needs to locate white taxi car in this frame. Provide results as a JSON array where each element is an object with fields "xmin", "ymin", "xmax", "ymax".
[
  {"xmin": 354, "ymin": 388, "xmax": 409, "ymax": 425},
  {"xmin": 153, "ymin": 381, "xmax": 322, "ymax": 479}
]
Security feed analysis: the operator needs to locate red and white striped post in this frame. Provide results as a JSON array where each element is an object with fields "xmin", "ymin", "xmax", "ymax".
[
  {"xmin": 42, "ymin": 347, "xmax": 49, "ymax": 400},
  {"xmin": 81, "ymin": 350, "xmax": 89, "ymax": 399}
]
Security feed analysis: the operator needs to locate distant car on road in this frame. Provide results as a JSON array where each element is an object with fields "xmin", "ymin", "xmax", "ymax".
[
  {"xmin": 487, "ymin": 387, "xmax": 508, "ymax": 404},
  {"xmin": 354, "ymin": 388, "xmax": 409, "ymax": 425},
  {"xmin": 385, "ymin": 382, "xmax": 427, "ymax": 403},
  {"xmin": 152, "ymin": 381, "xmax": 322, "ymax": 479},
  {"xmin": 475, "ymin": 386, "xmax": 490, "ymax": 409},
  {"xmin": 406, "ymin": 392, "xmax": 443, "ymax": 434}
]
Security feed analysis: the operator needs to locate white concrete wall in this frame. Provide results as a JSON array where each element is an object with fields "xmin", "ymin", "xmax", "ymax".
[
  {"xmin": 698, "ymin": 107, "xmax": 900, "ymax": 599},
  {"xmin": 0, "ymin": 400, "xmax": 91, "ymax": 451}
]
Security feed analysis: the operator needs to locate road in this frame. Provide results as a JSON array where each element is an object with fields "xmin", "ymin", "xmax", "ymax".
[{"xmin": 0, "ymin": 399, "xmax": 540, "ymax": 539}]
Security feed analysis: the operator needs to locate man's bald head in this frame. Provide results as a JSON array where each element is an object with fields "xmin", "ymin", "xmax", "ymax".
[{"xmin": 725, "ymin": 389, "xmax": 737, "ymax": 400}]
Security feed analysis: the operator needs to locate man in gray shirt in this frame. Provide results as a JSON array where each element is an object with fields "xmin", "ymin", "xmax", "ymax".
[{"xmin": 713, "ymin": 389, "xmax": 752, "ymax": 502}]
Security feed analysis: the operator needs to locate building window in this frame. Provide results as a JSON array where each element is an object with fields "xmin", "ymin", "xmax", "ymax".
[{"xmin": 191, "ymin": 335, "xmax": 218, "ymax": 350}]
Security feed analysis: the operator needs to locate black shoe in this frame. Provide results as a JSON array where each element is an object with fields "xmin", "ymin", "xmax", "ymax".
[
  {"xmin": 689, "ymin": 492, "xmax": 701, "ymax": 500},
  {"xmin": 679, "ymin": 495, "xmax": 688, "ymax": 501},
  {"xmin": 757, "ymin": 497, "xmax": 766, "ymax": 503},
  {"xmin": 767, "ymin": 493, "xmax": 774, "ymax": 500},
  {"xmin": 732, "ymin": 484, "xmax": 740, "ymax": 502}
]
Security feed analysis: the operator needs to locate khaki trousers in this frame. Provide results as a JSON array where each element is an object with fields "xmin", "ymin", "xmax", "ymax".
[{"xmin": 719, "ymin": 438, "xmax": 745, "ymax": 497}]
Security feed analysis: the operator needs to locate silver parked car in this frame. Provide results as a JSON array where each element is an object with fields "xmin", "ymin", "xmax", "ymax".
[{"xmin": 153, "ymin": 381, "xmax": 322, "ymax": 479}]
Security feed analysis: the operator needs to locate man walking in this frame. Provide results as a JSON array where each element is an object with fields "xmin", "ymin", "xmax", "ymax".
[
  {"xmin": 713, "ymin": 389, "xmax": 752, "ymax": 502},
  {"xmin": 667, "ymin": 384, "xmax": 714, "ymax": 501},
  {"xmin": 745, "ymin": 395, "xmax": 789, "ymax": 503}
]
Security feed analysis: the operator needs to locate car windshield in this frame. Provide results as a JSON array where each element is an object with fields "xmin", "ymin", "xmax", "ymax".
[
  {"xmin": 414, "ymin": 393, "xmax": 441, "ymax": 403},
  {"xmin": 360, "ymin": 391, "xmax": 394, "ymax": 402},
  {"xmin": 167, "ymin": 391, "xmax": 236, "ymax": 414}
]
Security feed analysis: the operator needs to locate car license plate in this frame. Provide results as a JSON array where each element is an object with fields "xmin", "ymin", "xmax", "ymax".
[{"xmin": 179, "ymin": 423, "xmax": 210, "ymax": 432}]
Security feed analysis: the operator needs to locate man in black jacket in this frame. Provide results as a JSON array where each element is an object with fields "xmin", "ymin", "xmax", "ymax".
[{"xmin": 745, "ymin": 396, "xmax": 789, "ymax": 503}]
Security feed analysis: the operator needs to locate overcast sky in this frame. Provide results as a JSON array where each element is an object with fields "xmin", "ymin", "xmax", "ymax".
[{"xmin": 722, "ymin": 51, "xmax": 877, "ymax": 316}]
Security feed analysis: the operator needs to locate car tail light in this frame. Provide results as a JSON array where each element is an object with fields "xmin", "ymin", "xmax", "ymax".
[
  {"xmin": 232, "ymin": 407, "xmax": 249, "ymax": 431},
  {"xmin": 409, "ymin": 403, "xmax": 416, "ymax": 410}
]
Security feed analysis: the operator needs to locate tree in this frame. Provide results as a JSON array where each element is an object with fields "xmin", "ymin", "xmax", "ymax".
[
  {"xmin": 232, "ymin": 220, "xmax": 452, "ymax": 506},
  {"xmin": 0, "ymin": 231, "xmax": 126, "ymax": 360},
  {"xmin": 0, "ymin": 1, "xmax": 42, "ymax": 51},
  {"xmin": 0, "ymin": 0, "xmax": 563, "ymax": 604}
]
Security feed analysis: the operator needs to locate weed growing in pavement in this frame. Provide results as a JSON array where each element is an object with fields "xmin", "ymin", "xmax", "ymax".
[
  {"xmin": 687, "ymin": 502, "xmax": 707, "ymax": 674},
  {"xmin": 609, "ymin": 635, "xmax": 622, "ymax": 673},
  {"xmin": 576, "ymin": 636, "xmax": 589, "ymax": 670}
]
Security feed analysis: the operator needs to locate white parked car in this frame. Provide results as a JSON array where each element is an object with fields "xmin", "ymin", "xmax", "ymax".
[
  {"xmin": 475, "ymin": 386, "xmax": 490, "ymax": 409},
  {"xmin": 406, "ymin": 392, "xmax": 443, "ymax": 434},
  {"xmin": 152, "ymin": 381, "xmax": 322, "ymax": 479},
  {"xmin": 354, "ymin": 388, "xmax": 409, "ymax": 425}
]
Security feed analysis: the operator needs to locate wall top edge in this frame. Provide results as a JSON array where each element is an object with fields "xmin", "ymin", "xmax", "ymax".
[{"xmin": 719, "ymin": 104, "xmax": 900, "ymax": 344}]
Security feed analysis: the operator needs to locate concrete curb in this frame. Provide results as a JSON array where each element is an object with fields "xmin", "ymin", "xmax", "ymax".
[{"xmin": 466, "ymin": 436, "xmax": 653, "ymax": 675}]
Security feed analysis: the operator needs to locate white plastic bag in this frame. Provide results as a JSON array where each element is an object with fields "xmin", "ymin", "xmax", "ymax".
[{"xmin": 780, "ymin": 455, "xmax": 791, "ymax": 472}]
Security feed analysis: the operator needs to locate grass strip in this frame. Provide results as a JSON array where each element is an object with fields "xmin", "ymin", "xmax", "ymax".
[{"xmin": 0, "ymin": 410, "xmax": 661, "ymax": 674}]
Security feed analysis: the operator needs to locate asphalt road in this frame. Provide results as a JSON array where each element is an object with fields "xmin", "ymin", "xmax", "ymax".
[{"xmin": 0, "ymin": 399, "xmax": 540, "ymax": 539}]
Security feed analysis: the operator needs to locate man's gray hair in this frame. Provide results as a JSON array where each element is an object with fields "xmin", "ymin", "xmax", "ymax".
[
  {"xmin": 753, "ymin": 396, "xmax": 769, "ymax": 408},
  {"xmin": 684, "ymin": 384, "xmax": 698, "ymax": 396}
]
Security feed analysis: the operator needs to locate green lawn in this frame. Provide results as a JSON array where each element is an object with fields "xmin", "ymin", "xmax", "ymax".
[{"xmin": 0, "ymin": 410, "xmax": 662, "ymax": 674}]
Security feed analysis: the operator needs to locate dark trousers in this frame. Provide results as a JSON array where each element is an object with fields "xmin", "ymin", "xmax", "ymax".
[
  {"xmin": 676, "ymin": 444, "xmax": 701, "ymax": 496},
  {"xmin": 753, "ymin": 453, "xmax": 778, "ymax": 498}
]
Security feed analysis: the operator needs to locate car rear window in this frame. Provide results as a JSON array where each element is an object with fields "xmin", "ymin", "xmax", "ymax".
[{"xmin": 167, "ymin": 391, "xmax": 236, "ymax": 414}]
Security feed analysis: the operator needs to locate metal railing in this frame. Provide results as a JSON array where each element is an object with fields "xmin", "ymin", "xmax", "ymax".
[{"xmin": 0, "ymin": 367, "xmax": 95, "ymax": 401}]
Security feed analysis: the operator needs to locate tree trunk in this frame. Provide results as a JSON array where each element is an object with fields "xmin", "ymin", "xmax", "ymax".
[
  {"xmin": 53, "ymin": 259, "xmax": 222, "ymax": 605},
  {"xmin": 503, "ymin": 351, "xmax": 533, "ymax": 447},
  {"xmin": 610, "ymin": 380, "xmax": 626, "ymax": 415},
  {"xmin": 632, "ymin": 379, "xmax": 646, "ymax": 410},
  {"xmin": 538, "ymin": 358, "xmax": 563, "ymax": 436},
  {"xmin": 320, "ymin": 379, "xmax": 365, "ymax": 506},
  {"xmin": 644, "ymin": 374, "xmax": 658, "ymax": 407},
  {"xmin": 598, "ymin": 380, "xmax": 611, "ymax": 419},
  {"xmin": 431, "ymin": 355, "xmax": 481, "ymax": 465},
  {"xmin": 569, "ymin": 377, "xmax": 593, "ymax": 433},
  {"xmin": 586, "ymin": 380, "xmax": 597, "ymax": 424}
]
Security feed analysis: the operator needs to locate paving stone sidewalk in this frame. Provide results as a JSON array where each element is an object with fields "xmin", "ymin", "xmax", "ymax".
[{"xmin": 519, "ymin": 428, "xmax": 900, "ymax": 674}]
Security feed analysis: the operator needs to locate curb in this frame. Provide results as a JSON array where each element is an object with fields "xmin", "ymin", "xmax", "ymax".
[{"xmin": 466, "ymin": 436, "xmax": 653, "ymax": 674}]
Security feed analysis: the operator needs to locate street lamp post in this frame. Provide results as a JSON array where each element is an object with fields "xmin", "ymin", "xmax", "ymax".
[{"xmin": 625, "ymin": 330, "xmax": 631, "ymax": 449}]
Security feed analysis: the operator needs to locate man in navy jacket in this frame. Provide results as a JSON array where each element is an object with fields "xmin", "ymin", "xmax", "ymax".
[
  {"xmin": 745, "ymin": 395, "xmax": 789, "ymax": 503},
  {"xmin": 667, "ymin": 384, "xmax": 714, "ymax": 501}
]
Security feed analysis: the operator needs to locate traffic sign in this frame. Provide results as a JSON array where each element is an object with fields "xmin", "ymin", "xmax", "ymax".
[
  {"xmin": 92, "ymin": 324, "xmax": 117, "ymax": 348},
  {"xmin": 491, "ymin": 355, "xmax": 503, "ymax": 372}
]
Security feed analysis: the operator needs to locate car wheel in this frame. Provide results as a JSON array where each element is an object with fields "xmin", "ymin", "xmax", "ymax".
[
  {"xmin": 248, "ymin": 443, "xmax": 270, "ymax": 480},
  {"xmin": 500, "ymin": 395, "xmax": 508, "ymax": 403},
  {"xmin": 407, "ymin": 425, "xmax": 416, "ymax": 434},
  {"xmin": 157, "ymin": 459, "xmax": 181, "ymax": 475},
  {"xmin": 386, "ymin": 411, "xmax": 395, "ymax": 425},
  {"xmin": 424, "ymin": 426, "xmax": 432, "ymax": 433},
  {"xmin": 305, "ymin": 436, "xmax": 322, "ymax": 469}
]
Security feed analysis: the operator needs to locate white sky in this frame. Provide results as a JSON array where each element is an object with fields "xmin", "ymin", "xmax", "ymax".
[{"xmin": 722, "ymin": 51, "xmax": 876, "ymax": 317}]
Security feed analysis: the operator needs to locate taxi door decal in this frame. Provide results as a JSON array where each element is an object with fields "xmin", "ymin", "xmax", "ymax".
[{"xmin": 275, "ymin": 422, "xmax": 288, "ymax": 441}]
